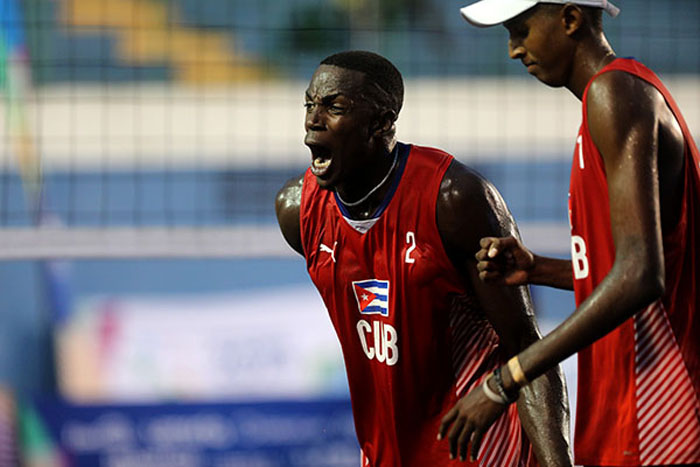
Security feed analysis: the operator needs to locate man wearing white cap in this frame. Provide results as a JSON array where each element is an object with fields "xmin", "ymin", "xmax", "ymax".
[{"xmin": 437, "ymin": 2, "xmax": 700, "ymax": 466}]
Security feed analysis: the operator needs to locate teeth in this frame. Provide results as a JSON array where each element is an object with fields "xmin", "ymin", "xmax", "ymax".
[{"xmin": 313, "ymin": 157, "xmax": 331, "ymax": 169}]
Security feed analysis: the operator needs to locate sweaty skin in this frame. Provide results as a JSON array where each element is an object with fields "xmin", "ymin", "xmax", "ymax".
[
  {"xmin": 435, "ymin": 163, "xmax": 571, "ymax": 466},
  {"xmin": 277, "ymin": 62, "xmax": 573, "ymax": 466},
  {"xmin": 454, "ymin": 4, "xmax": 688, "ymax": 461},
  {"xmin": 277, "ymin": 163, "xmax": 572, "ymax": 466}
]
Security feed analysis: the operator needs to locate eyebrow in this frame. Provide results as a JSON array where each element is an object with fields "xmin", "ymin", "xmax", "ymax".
[{"xmin": 304, "ymin": 91, "xmax": 344, "ymax": 103}]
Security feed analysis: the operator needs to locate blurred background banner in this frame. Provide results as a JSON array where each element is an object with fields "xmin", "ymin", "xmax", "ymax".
[
  {"xmin": 21, "ymin": 397, "xmax": 357, "ymax": 467},
  {"xmin": 56, "ymin": 287, "xmax": 346, "ymax": 402},
  {"xmin": 0, "ymin": 0, "xmax": 698, "ymax": 465}
]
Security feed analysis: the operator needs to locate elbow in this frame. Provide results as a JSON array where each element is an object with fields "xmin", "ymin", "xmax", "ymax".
[
  {"xmin": 632, "ymin": 260, "xmax": 665, "ymax": 307},
  {"xmin": 615, "ymin": 238, "xmax": 665, "ymax": 307},
  {"xmin": 645, "ymin": 268, "xmax": 665, "ymax": 302}
]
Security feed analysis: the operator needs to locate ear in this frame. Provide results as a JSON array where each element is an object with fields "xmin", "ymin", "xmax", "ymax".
[
  {"xmin": 371, "ymin": 109, "xmax": 397, "ymax": 137},
  {"xmin": 561, "ymin": 4, "xmax": 585, "ymax": 36}
]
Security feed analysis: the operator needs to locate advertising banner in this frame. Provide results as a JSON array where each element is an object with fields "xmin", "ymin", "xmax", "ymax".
[{"xmin": 21, "ymin": 397, "xmax": 358, "ymax": 467}]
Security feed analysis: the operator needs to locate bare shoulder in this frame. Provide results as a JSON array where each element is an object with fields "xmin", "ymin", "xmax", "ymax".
[
  {"xmin": 439, "ymin": 160, "xmax": 505, "ymax": 219},
  {"xmin": 437, "ymin": 159, "xmax": 519, "ymax": 264},
  {"xmin": 276, "ymin": 174, "xmax": 304, "ymax": 212},
  {"xmin": 586, "ymin": 70, "xmax": 666, "ymax": 135},
  {"xmin": 586, "ymin": 69, "xmax": 679, "ymax": 164},
  {"xmin": 275, "ymin": 174, "xmax": 305, "ymax": 256}
]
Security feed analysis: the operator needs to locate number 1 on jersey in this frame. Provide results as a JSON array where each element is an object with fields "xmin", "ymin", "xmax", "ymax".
[{"xmin": 577, "ymin": 134, "xmax": 585, "ymax": 169}]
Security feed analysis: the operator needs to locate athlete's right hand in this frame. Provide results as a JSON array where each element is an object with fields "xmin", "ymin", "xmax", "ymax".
[{"xmin": 475, "ymin": 236, "xmax": 535, "ymax": 286}]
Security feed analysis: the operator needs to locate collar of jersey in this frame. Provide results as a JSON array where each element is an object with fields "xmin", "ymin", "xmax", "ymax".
[{"xmin": 334, "ymin": 142, "xmax": 410, "ymax": 221}]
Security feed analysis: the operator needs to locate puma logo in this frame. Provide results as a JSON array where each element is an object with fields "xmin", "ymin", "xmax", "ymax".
[{"xmin": 319, "ymin": 242, "xmax": 337, "ymax": 263}]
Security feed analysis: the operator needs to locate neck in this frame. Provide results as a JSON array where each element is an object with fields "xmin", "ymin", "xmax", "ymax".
[
  {"xmin": 336, "ymin": 141, "xmax": 398, "ymax": 218},
  {"xmin": 567, "ymin": 33, "xmax": 616, "ymax": 100}
]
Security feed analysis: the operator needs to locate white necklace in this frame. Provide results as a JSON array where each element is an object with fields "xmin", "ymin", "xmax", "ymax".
[{"xmin": 336, "ymin": 150, "xmax": 399, "ymax": 207}]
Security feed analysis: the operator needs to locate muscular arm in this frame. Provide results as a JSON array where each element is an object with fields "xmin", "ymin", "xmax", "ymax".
[
  {"xmin": 435, "ymin": 71, "xmax": 687, "ymax": 462},
  {"xmin": 508, "ymin": 72, "xmax": 675, "ymax": 388},
  {"xmin": 275, "ymin": 174, "xmax": 305, "ymax": 256},
  {"xmin": 437, "ymin": 162, "xmax": 572, "ymax": 465}
]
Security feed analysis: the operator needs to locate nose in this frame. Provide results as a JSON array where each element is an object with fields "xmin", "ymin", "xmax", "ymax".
[
  {"xmin": 508, "ymin": 39, "xmax": 525, "ymax": 60},
  {"xmin": 305, "ymin": 103, "xmax": 325, "ymax": 131}
]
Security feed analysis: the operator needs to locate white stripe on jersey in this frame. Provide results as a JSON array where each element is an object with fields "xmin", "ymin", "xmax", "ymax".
[
  {"xmin": 635, "ymin": 301, "xmax": 700, "ymax": 465},
  {"xmin": 449, "ymin": 296, "xmax": 523, "ymax": 467}
]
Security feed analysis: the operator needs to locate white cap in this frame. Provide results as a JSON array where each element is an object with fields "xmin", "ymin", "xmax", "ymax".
[{"xmin": 460, "ymin": 0, "xmax": 620, "ymax": 27}]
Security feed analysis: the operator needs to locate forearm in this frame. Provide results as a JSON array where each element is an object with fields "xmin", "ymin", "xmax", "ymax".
[
  {"xmin": 507, "ymin": 257, "xmax": 663, "ymax": 390},
  {"xmin": 529, "ymin": 256, "xmax": 573, "ymax": 290},
  {"xmin": 516, "ymin": 366, "xmax": 572, "ymax": 467}
]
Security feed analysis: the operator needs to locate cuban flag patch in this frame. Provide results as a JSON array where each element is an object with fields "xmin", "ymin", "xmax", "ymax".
[{"xmin": 352, "ymin": 279, "xmax": 390, "ymax": 317}]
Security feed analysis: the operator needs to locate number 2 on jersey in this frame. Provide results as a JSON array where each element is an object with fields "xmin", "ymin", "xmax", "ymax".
[{"xmin": 405, "ymin": 231, "xmax": 416, "ymax": 264}]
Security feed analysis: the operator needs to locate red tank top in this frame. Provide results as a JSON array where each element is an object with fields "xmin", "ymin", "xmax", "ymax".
[
  {"xmin": 569, "ymin": 58, "xmax": 700, "ymax": 466},
  {"xmin": 300, "ymin": 143, "xmax": 530, "ymax": 466}
]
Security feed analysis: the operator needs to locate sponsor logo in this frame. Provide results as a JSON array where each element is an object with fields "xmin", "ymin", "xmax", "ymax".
[{"xmin": 319, "ymin": 242, "xmax": 337, "ymax": 263}]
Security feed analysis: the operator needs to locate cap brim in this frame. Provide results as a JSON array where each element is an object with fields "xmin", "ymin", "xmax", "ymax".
[{"xmin": 460, "ymin": 0, "xmax": 538, "ymax": 27}]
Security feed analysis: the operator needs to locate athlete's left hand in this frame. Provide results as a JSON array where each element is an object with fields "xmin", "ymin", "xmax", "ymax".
[{"xmin": 437, "ymin": 385, "xmax": 506, "ymax": 462}]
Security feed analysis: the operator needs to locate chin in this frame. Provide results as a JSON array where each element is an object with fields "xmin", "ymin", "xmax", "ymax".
[
  {"xmin": 530, "ymin": 67, "xmax": 569, "ymax": 88},
  {"xmin": 535, "ymin": 74, "xmax": 567, "ymax": 88},
  {"xmin": 314, "ymin": 175, "xmax": 336, "ymax": 190}
]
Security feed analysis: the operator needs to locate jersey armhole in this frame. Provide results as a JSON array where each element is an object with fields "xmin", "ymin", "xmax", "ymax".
[{"xmin": 298, "ymin": 170, "xmax": 314, "ymax": 258}]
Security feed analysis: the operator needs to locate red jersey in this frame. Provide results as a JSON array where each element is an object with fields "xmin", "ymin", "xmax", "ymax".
[
  {"xmin": 300, "ymin": 143, "xmax": 531, "ymax": 466},
  {"xmin": 569, "ymin": 58, "xmax": 700, "ymax": 466}
]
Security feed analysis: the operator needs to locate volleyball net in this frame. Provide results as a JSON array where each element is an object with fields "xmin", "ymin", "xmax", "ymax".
[{"xmin": 1, "ymin": 0, "xmax": 698, "ymax": 259}]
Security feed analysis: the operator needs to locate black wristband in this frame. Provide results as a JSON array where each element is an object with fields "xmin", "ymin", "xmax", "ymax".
[{"xmin": 493, "ymin": 367, "xmax": 519, "ymax": 404}]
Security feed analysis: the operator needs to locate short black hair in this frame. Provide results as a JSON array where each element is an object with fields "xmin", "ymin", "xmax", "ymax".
[{"xmin": 321, "ymin": 50, "xmax": 404, "ymax": 117}]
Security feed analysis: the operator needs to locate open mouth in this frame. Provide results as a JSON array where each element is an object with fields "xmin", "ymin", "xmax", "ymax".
[{"xmin": 308, "ymin": 145, "xmax": 333, "ymax": 177}]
